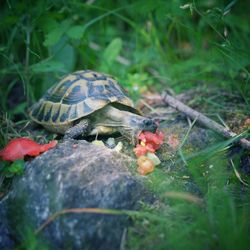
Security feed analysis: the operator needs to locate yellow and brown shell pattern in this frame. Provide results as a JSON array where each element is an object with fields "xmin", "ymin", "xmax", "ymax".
[{"xmin": 29, "ymin": 70, "xmax": 134, "ymax": 126}]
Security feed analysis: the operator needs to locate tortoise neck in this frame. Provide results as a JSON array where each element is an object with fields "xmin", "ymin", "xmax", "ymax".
[{"xmin": 104, "ymin": 105, "xmax": 138, "ymax": 121}]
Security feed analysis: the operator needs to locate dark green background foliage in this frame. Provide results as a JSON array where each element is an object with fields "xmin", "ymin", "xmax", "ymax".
[
  {"xmin": 0, "ymin": 0, "xmax": 249, "ymax": 117},
  {"xmin": 0, "ymin": 1, "xmax": 250, "ymax": 249}
]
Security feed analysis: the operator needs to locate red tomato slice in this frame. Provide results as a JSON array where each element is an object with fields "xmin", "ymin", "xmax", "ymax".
[
  {"xmin": 133, "ymin": 144, "xmax": 148, "ymax": 157},
  {"xmin": 134, "ymin": 130, "xmax": 164, "ymax": 158},
  {"xmin": 0, "ymin": 138, "xmax": 57, "ymax": 161}
]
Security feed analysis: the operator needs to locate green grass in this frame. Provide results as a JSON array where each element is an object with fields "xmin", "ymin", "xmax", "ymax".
[
  {"xmin": 127, "ymin": 145, "xmax": 250, "ymax": 250},
  {"xmin": 0, "ymin": 0, "xmax": 249, "ymax": 249},
  {"xmin": 0, "ymin": 0, "xmax": 249, "ymax": 109}
]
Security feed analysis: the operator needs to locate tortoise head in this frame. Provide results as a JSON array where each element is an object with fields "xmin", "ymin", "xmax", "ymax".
[
  {"xmin": 96, "ymin": 105, "xmax": 158, "ymax": 144},
  {"xmin": 122, "ymin": 115, "xmax": 157, "ymax": 143},
  {"xmin": 129, "ymin": 116, "xmax": 157, "ymax": 133},
  {"xmin": 127, "ymin": 114, "xmax": 157, "ymax": 144}
]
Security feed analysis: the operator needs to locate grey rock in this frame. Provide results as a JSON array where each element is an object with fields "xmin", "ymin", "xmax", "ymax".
[
  {"xmin": 0, "ymin": 203, "xmax": 15, "ymax": 250},
  {"xmin": 1, "ymin": 140, "xmax": 152, "ymax": 250}
]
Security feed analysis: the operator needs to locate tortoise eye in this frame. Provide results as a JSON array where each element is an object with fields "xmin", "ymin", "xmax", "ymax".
[
  {"xmin": 143, "ymin": 119, "xmax": 157, "ymax": 132},
  {"xmin": 143, "ymin": 119, "xmax": 153, "ymax": 126}
]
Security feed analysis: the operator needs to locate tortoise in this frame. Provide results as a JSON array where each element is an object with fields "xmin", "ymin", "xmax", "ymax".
[{"xmin": 29, "ymin": 70, "xmax": 157, "ymax": 142}]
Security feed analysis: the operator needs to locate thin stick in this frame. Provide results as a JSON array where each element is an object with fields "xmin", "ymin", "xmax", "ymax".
[
  {"xmin": 35, "ymin": 207, "xmax": 164, "ymax": 235},
  {"xmin": 162, "ymin": 93, "xmax": 250, "ymax": 150},
  {"xmin": 35, "ymin": 208, "xmax": 124, "ymax": 235}
]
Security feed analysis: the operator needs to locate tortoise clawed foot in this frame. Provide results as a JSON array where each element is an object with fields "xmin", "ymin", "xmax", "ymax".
[{"xmin": 63, "ymin": 119, "xmax": 89, "ymax": 140}]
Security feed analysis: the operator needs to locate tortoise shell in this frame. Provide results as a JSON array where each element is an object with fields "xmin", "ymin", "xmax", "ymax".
[{"xmin": 29, "ymin": 70, "xmax": 136, "ymax": 129}]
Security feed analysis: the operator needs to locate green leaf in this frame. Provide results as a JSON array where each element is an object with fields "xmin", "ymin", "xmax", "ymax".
[
  {"xmin": 50, "ymin": 36, "xmax": 76, "ymax": 73},
  {"xmin": 100, "ymin": 37, "xmax": 123, "ymax": 71},
  {"xmin": 43, "ymin": 20, "xmax": 71, "ymax": 47},
  {"xmin": 103, "ymin": 37, "xmax": 122, "ymax": 63},
  {"xmin": 30, "ymin": 59, "xmax": 66, "ymax": 73},
  {"xmin": 38, "ymin": 16, "xmax": 58, "ymax": 33},
  {"xmin": 4, "ymin": 160, "xmax": 25, "ymax": 177},
  {"xmin": 43, "ymin": 27, "xmax": 65, "ymax": 47},
  {"xmin": 66, "ymin": 25, "xmax": 85, "ymax": 39}
]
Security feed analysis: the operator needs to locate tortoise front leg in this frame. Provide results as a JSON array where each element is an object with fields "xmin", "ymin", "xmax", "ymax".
[{"xmin": 63, "ymin": 119, "xmax": 89, "ymax": 140}]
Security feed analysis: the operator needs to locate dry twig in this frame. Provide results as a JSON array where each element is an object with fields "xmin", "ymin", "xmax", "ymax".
[{"xmin": 162, "ymin": 93, "xmax": 250, "ymax": 150}]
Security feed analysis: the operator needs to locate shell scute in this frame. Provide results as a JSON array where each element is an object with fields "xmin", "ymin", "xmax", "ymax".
[
  {"xmin": 69, "ymin": 105, "xmax": 77, "ymax": 120},
  {"xmin": 37, "ymin": 105, "xmax": 46, "ymax": 122},
  {"xmin": 62, "ymin": 84, "xmax": 86, "ymax": 105},
  {"xmin": 43, "ymin": 105, "xmax": 53, "ymax": 122},
  {"xmin": 86, "ymin": 81, "xmax": 107, "ymax": 100},
  {"xmin": 44, "ymin": 77, "xmax": 78, "ymax": 102},
  {"xmin": 59, "ymin": 109, "xmax": 70, "ymax": 123},
  {"xmin": 51, "ymin": 105, "xmax": 61, "ymax": 123},
  {"xmin": 83, "ymin": 102, "xmax": 93, "ymax": 114},
  {"xmin": 105, "ymin": 79, "xmax": 125, "ymax": 99}
]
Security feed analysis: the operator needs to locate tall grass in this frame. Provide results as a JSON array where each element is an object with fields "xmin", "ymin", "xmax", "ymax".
[{"xmin": 0, "ymin": 0, "xmax": 249, "ymax": 114}]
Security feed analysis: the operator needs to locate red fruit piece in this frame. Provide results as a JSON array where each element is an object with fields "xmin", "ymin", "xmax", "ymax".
[
  {"xmin": 137, "ymin": 156, "xmax": 155, "ymax": 175},
  {"xmin": 133, "ymin": 144, "xmax": 148, "ymax": 157},
  {"xmin": 149, "ymin": 131, "xmax": 164, "ymax": 144},
  {"xmin": 0, "ymin": 138, "xmax": 57, "ymax": 161},
  {"xmin": 138, "ymin": 132, "xmax": 147, "ymax": 142},
  {"xmin": 138, "ymin": 130, "xmax": 164, "ymax": 150},
  {"xmin": 133, "ymin": 143, "xmax": 155, "ymax": 157},
  {"xmin": 134, "ymin": 130, "xmax": 164, "ymax": 157}
]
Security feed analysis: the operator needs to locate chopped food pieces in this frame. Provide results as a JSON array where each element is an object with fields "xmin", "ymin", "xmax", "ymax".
[
  {"xmin": 0, "ymin": 138, "xmax": 57, "ymax": 161},
  {"xmin": 92, "ymin": 138, "xmax": 123, "ymax": 152},
  {"xmin": 138, "ymin": 130, "xmax": 164, "ymax": 150},
  {"xmin": 137, "ymin": 156, "xmax": 155, "ymax": 175},
  {"xmin": 134, "ymin": 143, "xmax": 155, "ymax": 157},
  {"xmin": 91, "ymin": 140, "xmax": 105, "ymax": 147},
  {"xmin": 106, "ymin": 137, "xmax": 116, "ymax": 149},
  {"xmin": 146, "ymin": 152, "xmax": 161, "ymax": 166},
  {"xmin": 113, "ymin": 142, "xmax": 123, "ymax": 152},
  {"xmin": 134, "ymin": 130, "xmax": 164, "ymax": 157},
  {"xmin": 134, "ymin": 130, "xmax": 164, "ymax": 175}
]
